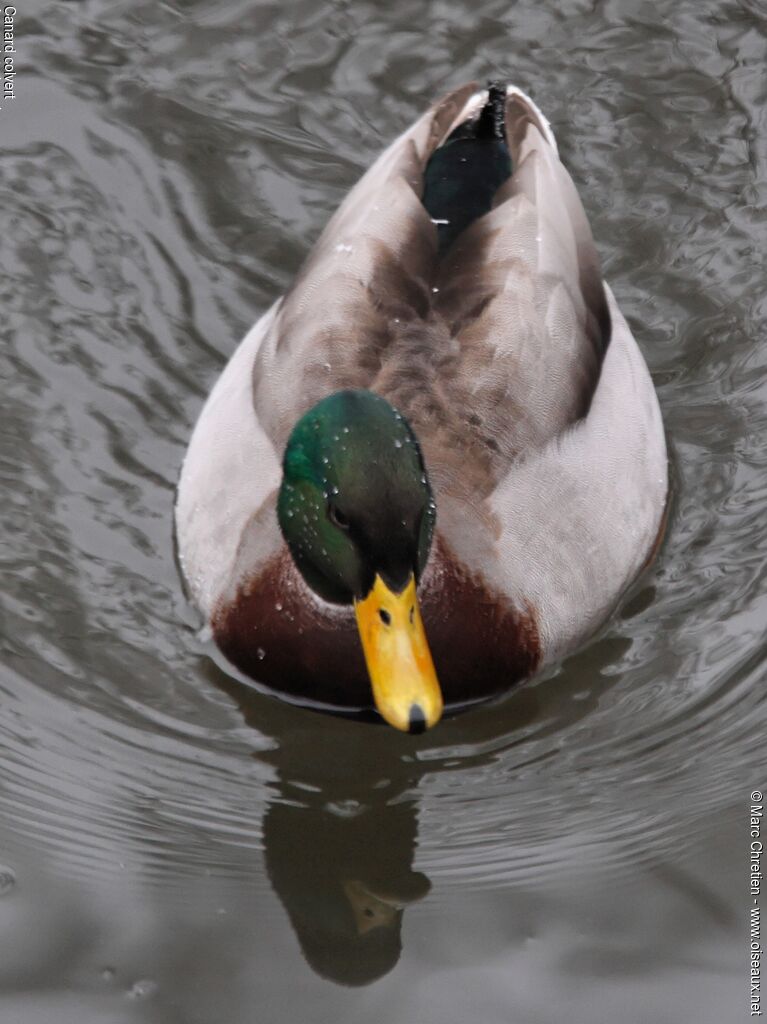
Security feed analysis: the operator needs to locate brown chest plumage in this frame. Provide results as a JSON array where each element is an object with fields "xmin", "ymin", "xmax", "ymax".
[{"xmin": 213, "ymin": 535, "xmax": 540, "ymax": 716}]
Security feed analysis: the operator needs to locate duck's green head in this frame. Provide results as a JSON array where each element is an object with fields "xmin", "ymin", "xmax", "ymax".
[{"xmin": 277, "ymin": 389, "xmax": 442, "ymax": 732}]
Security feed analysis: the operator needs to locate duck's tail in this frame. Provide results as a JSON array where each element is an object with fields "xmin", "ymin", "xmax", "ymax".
[{"xmin": 421, "ymin": 81, "xmax": 512, "ymax": 253}]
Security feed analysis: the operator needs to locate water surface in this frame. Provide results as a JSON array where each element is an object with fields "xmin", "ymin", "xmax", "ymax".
[{"xmin": 1, "ymin": 0, "xmax": 765, "ymax": 1020}]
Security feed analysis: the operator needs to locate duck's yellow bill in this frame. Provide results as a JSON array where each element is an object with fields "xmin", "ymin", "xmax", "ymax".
[{"xmin": 354, "ymin": 574, "xmax": 443, "ymax": 733}]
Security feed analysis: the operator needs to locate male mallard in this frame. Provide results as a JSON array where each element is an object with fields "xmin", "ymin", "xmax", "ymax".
[{"xmin": 176, "ymin": 82, "xmax": 668, "ymax": 733}]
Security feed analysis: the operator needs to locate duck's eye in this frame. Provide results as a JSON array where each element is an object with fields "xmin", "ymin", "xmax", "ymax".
[{"xmin": 328, "ymin": 504, "xmax": 350, "ymax": 530}]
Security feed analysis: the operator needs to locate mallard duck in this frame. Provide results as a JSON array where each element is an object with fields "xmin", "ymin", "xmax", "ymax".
[{"xmin": 176, "ymin": 82, "xmax": 668, "ymax": 733}]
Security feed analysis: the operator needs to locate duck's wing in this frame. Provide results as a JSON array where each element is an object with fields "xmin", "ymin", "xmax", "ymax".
[
  {"xmin": 430, "ymin": 88, "xmax": 610, "ymax": 464},
  {"xmin": 430, "ymin": 92, "xmax": 667, "ymax": 659},
  {"xmin": 250, "ymin": 83, "xmax": 481, "ymax": 451}
]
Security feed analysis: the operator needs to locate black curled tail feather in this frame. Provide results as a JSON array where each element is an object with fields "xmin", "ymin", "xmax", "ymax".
[
  {"xmin": 422, "ymin": 83, "xmax": 512, "ymax": 253},
  {"xmin": 475, "ymin": 81, "xmax": 508, "ymax": 141}
]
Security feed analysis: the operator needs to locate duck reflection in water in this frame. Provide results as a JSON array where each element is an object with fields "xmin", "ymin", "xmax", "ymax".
[
  {"xmin": 262, "ymin": 783, "xmax": 429, "ymax": 985},
  {"xmin": 206, "ymin": 634, "xmax": 632, "ymax": 985},
  {"xmin": 212, "ymin": 668, "xmax": 430, "ymax": 986}
]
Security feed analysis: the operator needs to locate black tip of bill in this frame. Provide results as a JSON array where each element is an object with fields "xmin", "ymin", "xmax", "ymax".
[{"xmin": 408, "ymin": 704, "xmax": 427, "ymax": 735}]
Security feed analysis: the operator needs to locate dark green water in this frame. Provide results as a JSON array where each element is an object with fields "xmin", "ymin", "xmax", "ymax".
[{"xmin": 1, "ymin": 1, "xmax": 766, "ymax": 1020}]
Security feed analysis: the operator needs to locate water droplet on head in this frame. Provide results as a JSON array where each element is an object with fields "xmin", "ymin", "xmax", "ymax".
[
  {"xmin": 275, "ymin": 602, "xmax": 283, "ymax": 612},
  {"xmin": 394, "ymin": 439, "xmax": 403, "ymax": 448},
  {"xmin": 256, "ymin": 647, "xmax": 265, "ymax": 660}
]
